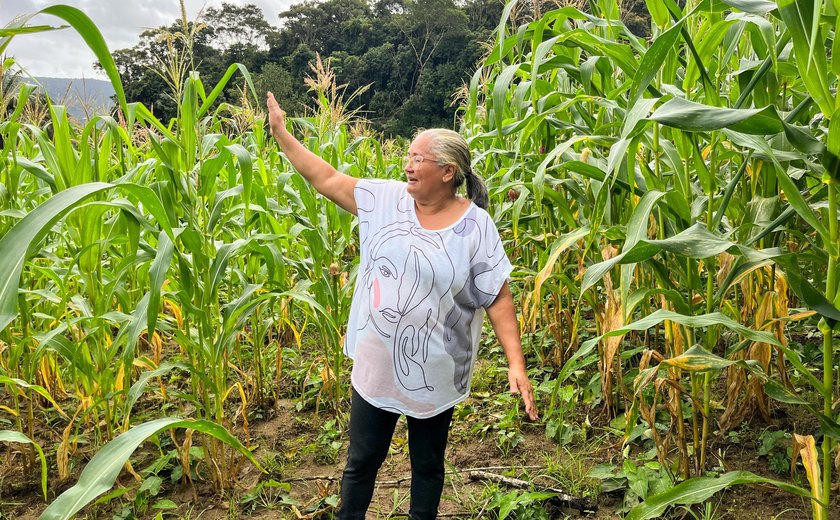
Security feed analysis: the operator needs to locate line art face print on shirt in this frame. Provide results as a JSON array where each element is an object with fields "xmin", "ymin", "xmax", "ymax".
[{"xmin": 348, "ymin": 180, "xmax": 512, "ymax": 417}]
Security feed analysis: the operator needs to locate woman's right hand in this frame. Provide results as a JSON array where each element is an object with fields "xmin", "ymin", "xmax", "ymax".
[
  {"xmin": 266, "ymin": 91, "xmax": 286, "ymax": 138},
  {"xmin": 264, "ymin": 90, "xmax": 359, "ymax": 215}
]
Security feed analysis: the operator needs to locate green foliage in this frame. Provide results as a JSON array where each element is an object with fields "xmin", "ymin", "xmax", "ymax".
[
  {"xmin": 587, "ymin": 459, "xmax": 673, "ymax": 512},
  {"xmin": 0, "ymin": 430, "xmax": 47, "ymax": 499},
  {"xmin": 2, "ymin": 1, "xmax": 840, "ymax": 517},
  {"xmin": 758, "ymin": 429, "xmax": 792, "ymax": 475},
  {"xmin": 105, "ymin": 0, "xmax": 503, "ymax": 135},
  {"xmin": 40, "ymin": 418, "xmax": 259, "ymax": 520},
  {"xmin": 488, "ymin": 489, "xmax": 556, "ymax": 520},
  {"xmin": 464, "ymin": 0, "xmax": 839, "ymax": 517},
  {"xmin": 625, "ymin": 470, "xmax": 816, "ymax": 520},
  {"xmin": 470, "ymin": 393, "xmax": 526, "ymax": 457},
  {"xmin": 313, "ymin": 418, "xmax": 343, "ymax": 464}
]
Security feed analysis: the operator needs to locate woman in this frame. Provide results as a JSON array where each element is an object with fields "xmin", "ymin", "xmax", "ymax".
[{"xmin": 266, "ymin": 92, "xmax": 538, "ymax": 520}]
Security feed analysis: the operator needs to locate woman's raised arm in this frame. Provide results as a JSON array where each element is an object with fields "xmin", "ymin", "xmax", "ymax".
[{"xmin": 267, "ymin": 92, "xmax": 359, "ymax": 215}]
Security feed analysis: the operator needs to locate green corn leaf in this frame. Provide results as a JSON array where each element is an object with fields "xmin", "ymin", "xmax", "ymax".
[
  {"xmin": 197, "ymin": 63, "xmax": 258, "ymax": 118},
  {"xmin": 825, "ymin": 107, "xmax": 840, "ymax": 183},
  {"xmin": 494, "ymin": 0, "xmax": 521, "ymax": 65},
  {"xmin": 650, "ymin": 97, "xmax": 784, "ymax": 134},
  {"xmin": 624, "ymin": 191, "xmax": 666, "ymax": 250},
  {"xmin": 38, "ymin": 5, "xmax": 126, "ymax": 116},
  {"xmin": 493, "ymin": 63, "xmax": 522, "ymax": 136},
  {"xmin": 0, "ymin": 24, "xmax": 65, "ymax": 46},
  {"xmin": 721, "ymin": 128, "xmax": 831, "ymax": 240},
  {"xmin": 581, "ymin": 309, "xmax": 782, "ymax": 353},
  {"xmin": 764, "ymin": 379, "xmax": 810, "ymax": 405},
  {"xmin": 535, "ymin": 136, "xmax": 587, "ymax": 203},
  {"xmin": 181, "ymin": 72, "xmax": 199, "ymax": 169},
  {"xmin": 774, "ymin": 254, "xmax": 840, "ymax": 325},
  {"xmin": 684, "ymin": 19, "xmax": 738, "ymax": 90},
  {"xmin": 280, "ymin": 290, "xmax": 340, "ymax": 333},
  {"xmin": 723, "ymin": 0, "xmax": 778, "ymax": 14},
  {"xmin": 205, "ymin": 239, "xmax": 249, "ymax": 307},
  {"xmin": 628, "ymin": 15, "xmax": 685, "ymax": 108},
  {"xmin": 114, "ymin": 293, "xmax": 150, "ymax": 372},
  {"xmin": 651, "ymin": 98, "xmax": 823, "ymax": 154},
  {"xmin": 0, "ymin": 13, "xmax": 67, "ymax": 54},
  {"xmin": 711, "ymin": 151, "xmax": 752, "ymax": 230},
  {"xmin": 146, "ymin": 230, "xmax": 178, "ymax": 338},
  {"xmin": 124, "ymin": 362, "xmax": 189, "ymax": 424},
  {"xmin": 8, "ymin": 83, "xmax": 39, "ymax": 125},
  {"xmin": 466, "ymin": 66, "xmax": 483, "ymax": 123},
  {"xmin": 620, "ymin": 191, "xmax": 666, "ymax": 306},
  {"xmin": 582, "ymin": 223, "xmax": 737, "ymax": 293},
  {"xmin": 209, "ymin": 186, "xmax": 245, "ymax": 230},
  {"xmin": 32, "ymin": 326, "xmax": 95, "ymax": 382},
  {"xmin": 0, "ymin": 183, "xmax": 172, "ymax": 334},
  {"xmin": 777, "ymin": 0, "xmax": 833, "ymax": 115},
  {"xmin": 215, "ymin": 287, "xmax": 276, "ymax": 363},
  {"xmin": 40, "ymin": 418, "xmax": 261, "ymax": 520},
  {"xmin": 563, "ymin": 161, "xmax": 647, "ymax": 196},
  {"xmin": 15, "ymin": 156, "xmax": 57, "ymax": 193},
  {"xmin": 0, "ymin": 430, "xmax": 48, "ymax": 499},
  {"xmin": 646, "ymin": 0, "xmax": 671, "ymax": 28},
  {"xmin": 626, "ymin": 470, "xmax": 814, "ymax": 520},
  {"xmin": 224, "ymin": 144, "xmax": 253, "ymax": 215}
]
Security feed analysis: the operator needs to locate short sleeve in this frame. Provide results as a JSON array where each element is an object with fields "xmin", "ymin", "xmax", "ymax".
[
  {"xmin": 354, "ymin": 179, "xmax": 402, "ymax": 247},
  {"xmin": 461, "ymin": 211, "xmax": 513, "ymax": 309}
]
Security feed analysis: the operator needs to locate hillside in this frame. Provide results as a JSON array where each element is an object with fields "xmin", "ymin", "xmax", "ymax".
[{"xmin": 27, "ymin": 77, "xmax": 115, "ymax": 121}]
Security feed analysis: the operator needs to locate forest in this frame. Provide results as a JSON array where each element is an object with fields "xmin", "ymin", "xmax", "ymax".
[{"xmin": 104, "ymin": 0, "xmax": 649, "ymax": 136}]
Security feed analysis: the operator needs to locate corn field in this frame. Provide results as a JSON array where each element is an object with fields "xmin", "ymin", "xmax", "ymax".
[{"xmin": 1, "ymin": 0, "xmax": 839, "ymax": 519}]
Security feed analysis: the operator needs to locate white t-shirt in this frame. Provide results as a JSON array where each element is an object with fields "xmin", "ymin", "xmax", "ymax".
[{"xmin": 345, "ymin": 179, "xmax": 513, "ymax": 418}]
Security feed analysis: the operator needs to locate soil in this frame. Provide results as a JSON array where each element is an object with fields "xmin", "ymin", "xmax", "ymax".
[
  {"xmin": 2, "ymin": 340, "xmax": 838, "ymax": 520},
  {"xmin": 3, "ymin": 389, "xmax": 837, "ymax": 520}
]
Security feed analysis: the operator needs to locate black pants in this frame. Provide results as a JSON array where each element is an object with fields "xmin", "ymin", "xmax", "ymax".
[{"xmin": 338, "ymin": 389, "xmax": 454, "ymax": 520}]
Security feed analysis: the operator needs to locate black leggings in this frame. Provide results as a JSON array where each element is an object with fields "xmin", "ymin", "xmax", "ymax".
[{"xmin": 338, "ymin": 389, "xmax": 454, "ymax": 520}]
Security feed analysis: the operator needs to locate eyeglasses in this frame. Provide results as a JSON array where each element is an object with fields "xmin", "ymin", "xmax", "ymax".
[{"xmin": 405, "ymin": 154, "xmax": 439, "ymax": 166}]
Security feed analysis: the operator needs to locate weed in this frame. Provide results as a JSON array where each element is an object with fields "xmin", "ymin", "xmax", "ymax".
[{"xmin": 758, "ymin": 429, "xmax": 792, "ymax": 475}]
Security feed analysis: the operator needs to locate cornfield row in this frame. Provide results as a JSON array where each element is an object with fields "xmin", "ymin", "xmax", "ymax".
[{"xmin": 0, "ymin": 0, "xmax": 838, "ymax": 518}]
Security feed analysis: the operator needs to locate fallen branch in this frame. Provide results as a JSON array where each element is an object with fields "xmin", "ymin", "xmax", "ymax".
[
  {"xmin": 284, "ymin": 475, "xmax": 340, "ymax": 482},
  {"xmin": 468, "ymin": 470, "xmax": 595, "ymax": 513},
  {"xmin": 449, "ymin": 464, "xmax": 544, "ymax": 474},
  {"xmin": 281, "ymin": 465, "xmax": 545, "ymax": 484}
]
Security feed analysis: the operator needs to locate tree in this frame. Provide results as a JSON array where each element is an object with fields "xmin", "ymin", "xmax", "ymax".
[
  {"xmin": 203, "ymin": 3, "xmax": 275, "ymax": 50},
  {"xmin": 103, "ymin": 4, "xmax": 276, "ymax": 123},
  {"xmin": 109, "ymin": 0, "xmax": 505, "ymax": 135},
  {"xmin": 273, "ymin": 0, "xmax": 374, "ymax": 57},
  {"xmin": 397, "ymin": 0, "xmax": 469, "ymax": 94},
  {"xmin": 253, "ymin": 62, "xmax": 309, "ymax": 115}
]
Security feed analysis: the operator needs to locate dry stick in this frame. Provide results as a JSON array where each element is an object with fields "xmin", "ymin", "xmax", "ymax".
[
  {"xmin": 468, "ymin": 470, "xmax": 595, "ymax": 513},
  {"xmin": 449, "ymin": 465, "xmax": 543, "ymax": 473},
  {"xmin": 283, "ymin": 465, "xmax": 546, "ymax": 483}
]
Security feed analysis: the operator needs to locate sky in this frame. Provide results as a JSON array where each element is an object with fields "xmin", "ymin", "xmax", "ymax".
[{"xmin": 1, "ymin": 0, "xmax": 295, "ymax": 78}]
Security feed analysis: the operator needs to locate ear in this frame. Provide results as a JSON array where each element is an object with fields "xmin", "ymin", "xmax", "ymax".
[{"xmin": 442, "ymin": 164, "xmax": 457, "ymax": 183}]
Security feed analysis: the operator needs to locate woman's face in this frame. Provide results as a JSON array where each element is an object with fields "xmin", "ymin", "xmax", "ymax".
[{"xmin": 404, "ymin": 134, "xmax": 452, "ymax": 199}]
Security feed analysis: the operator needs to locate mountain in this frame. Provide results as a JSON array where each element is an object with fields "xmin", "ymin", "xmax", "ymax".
[{"xmin": 27, "ymin": 77, "xmax": 116, "ymax": 121}]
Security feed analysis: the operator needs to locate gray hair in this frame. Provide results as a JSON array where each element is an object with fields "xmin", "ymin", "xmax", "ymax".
[{"xmin": 414, "ymin": 128, "xmax": 489, "ymax": 209}]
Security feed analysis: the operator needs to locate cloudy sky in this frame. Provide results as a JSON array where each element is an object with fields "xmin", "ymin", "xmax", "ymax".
[{"xmin": 1, "ymin": 0, "xmax": 295, "ymax": 78}]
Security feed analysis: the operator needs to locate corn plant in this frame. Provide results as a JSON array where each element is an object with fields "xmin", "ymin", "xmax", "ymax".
[
  {"xmin": 0, "ymin": 3, "xmax": 406, "ymax": 505},
  {"xmin": 0, "ymin": 3, "xmax": 284, "ymax": 496},
  {"xmin": 464, "ymin": 0, "xmax": 838, "ymax": 516}
]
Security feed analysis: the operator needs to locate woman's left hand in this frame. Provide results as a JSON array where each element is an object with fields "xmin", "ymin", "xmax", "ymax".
[{"xmin": 508, "ymin": 367, "xmax": 538, "ymax": 421}]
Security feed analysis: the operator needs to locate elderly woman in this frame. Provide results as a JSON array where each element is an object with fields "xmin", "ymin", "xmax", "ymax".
[{"xmin": 266, "ymin": 92, "xmax": 537, "ymax": 520}]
